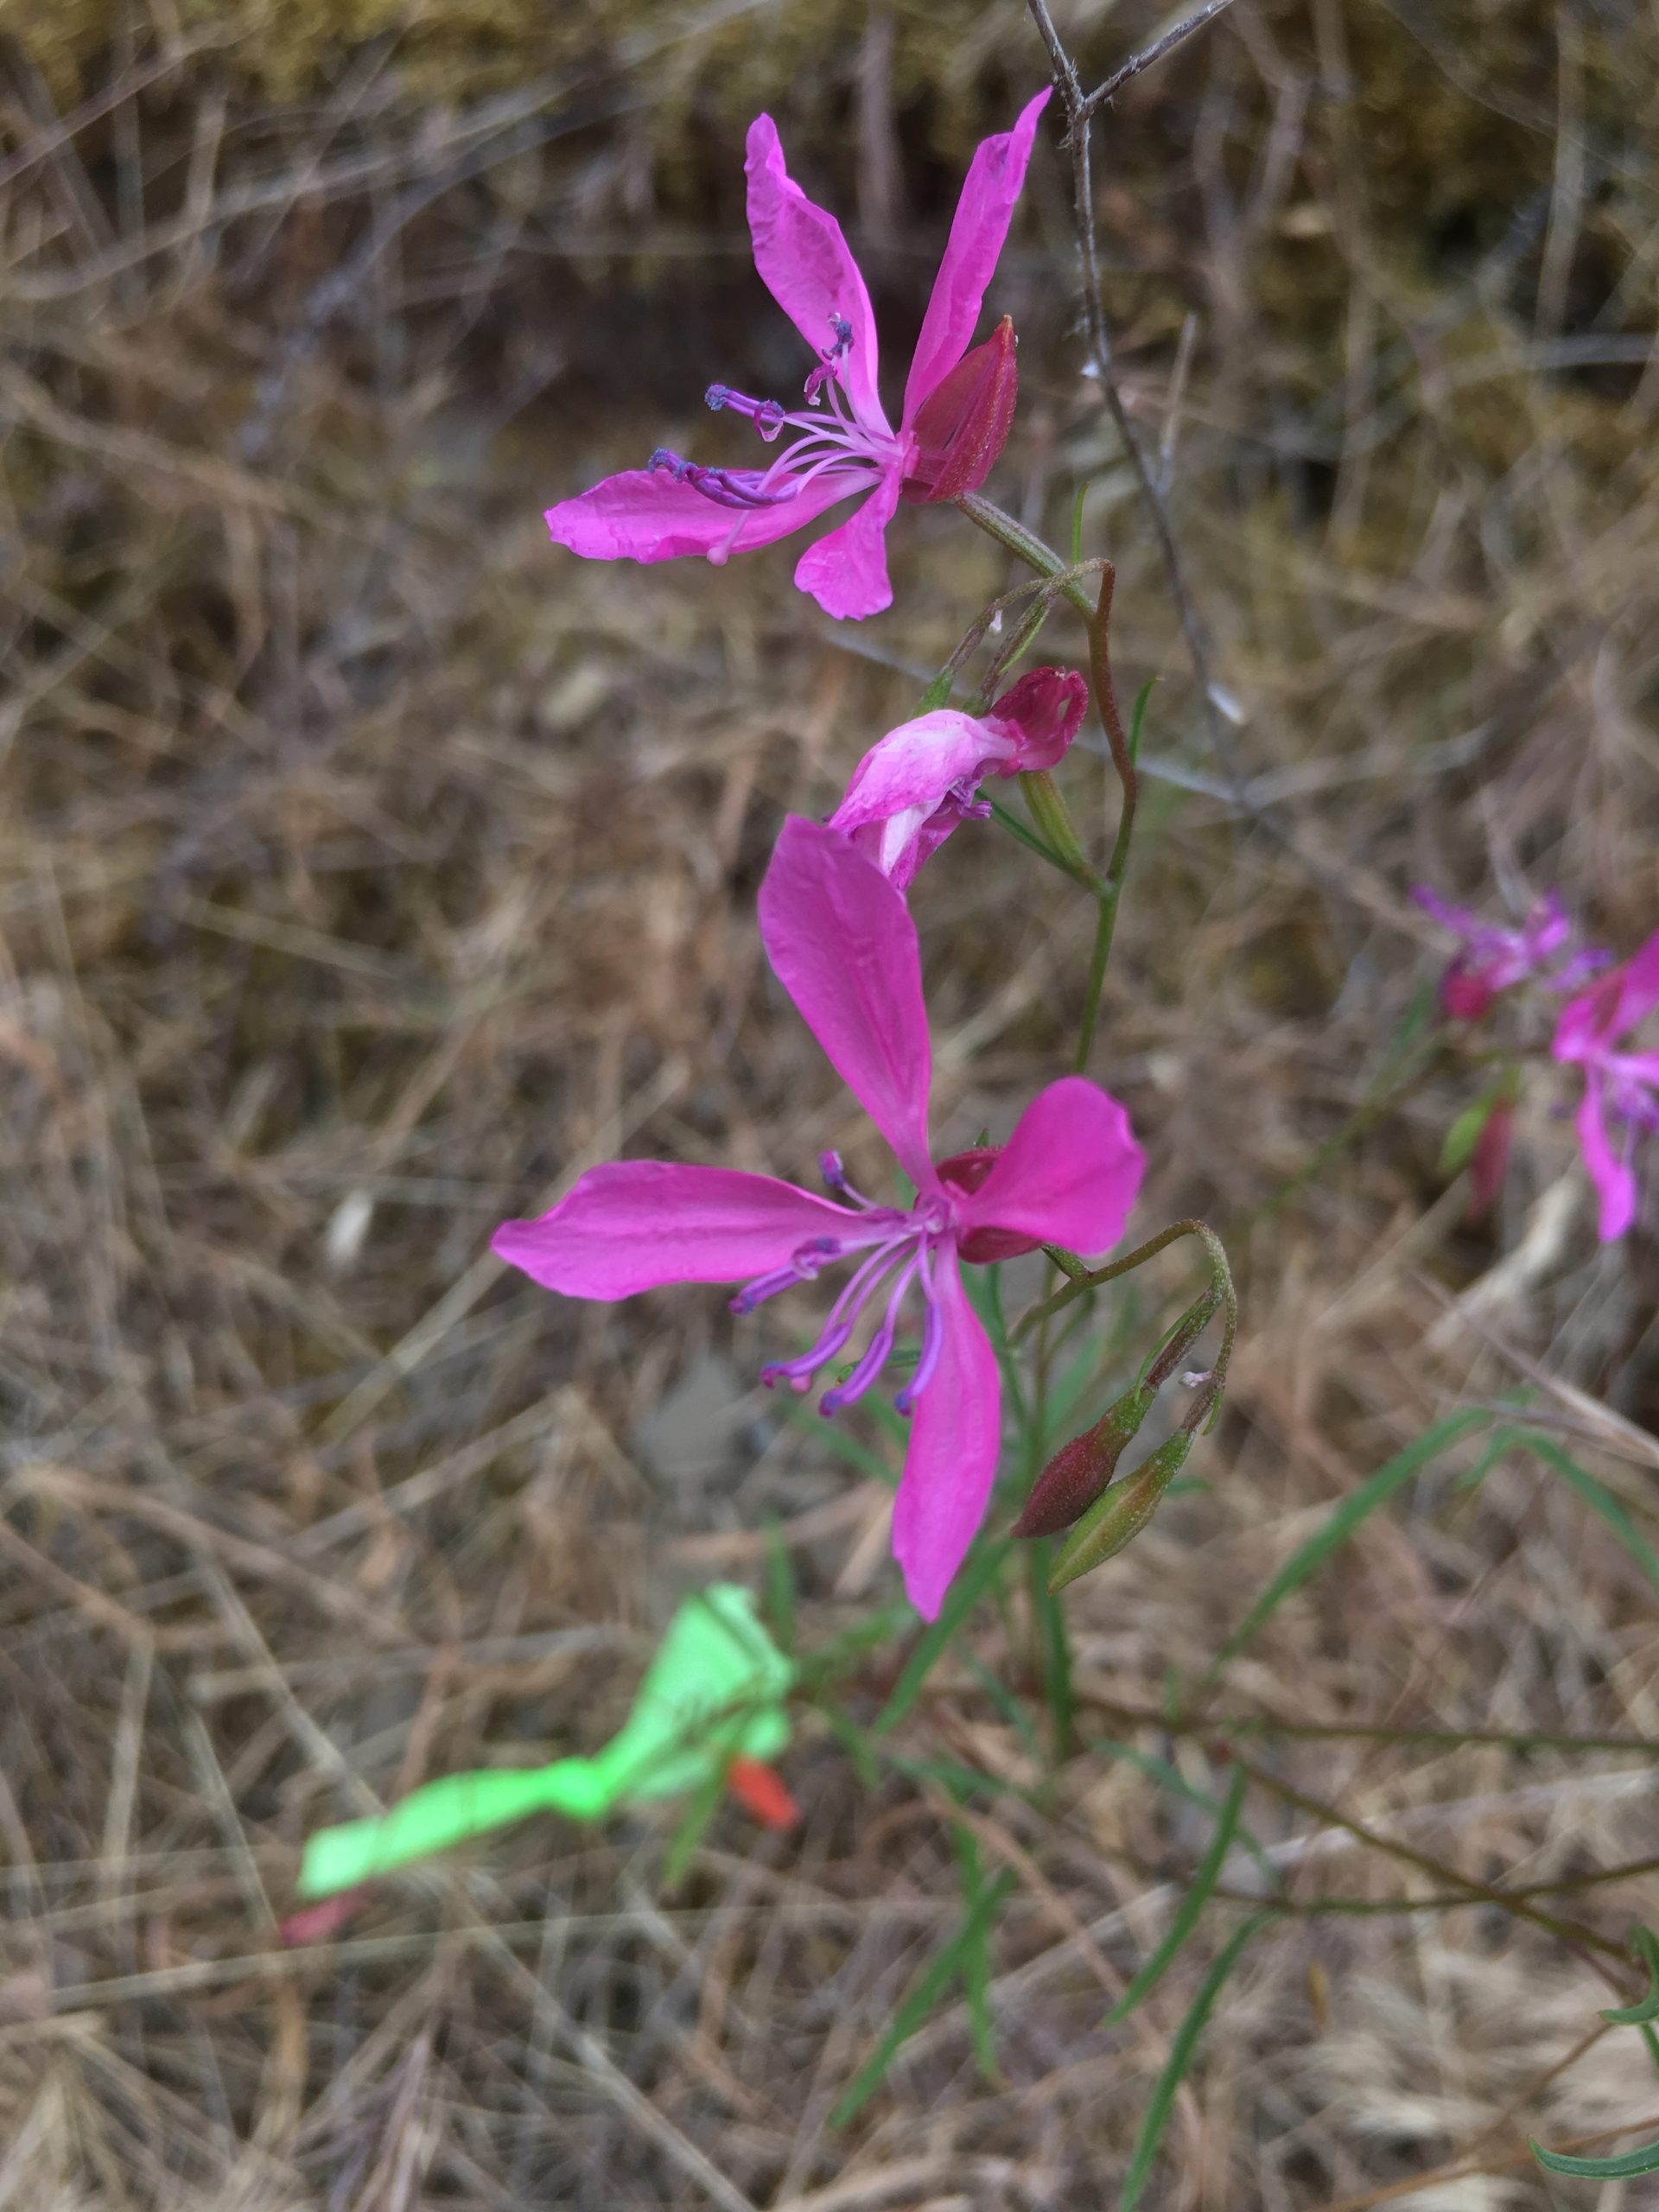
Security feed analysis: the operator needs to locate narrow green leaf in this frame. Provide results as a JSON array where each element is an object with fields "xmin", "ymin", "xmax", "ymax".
[
  {"xmin": 1120, "ymin": 1915, "xmax": 1268, "ymax": 2211},
  {"xmin": 1439, "ymin": 1090, "xmax": 1502, "ymax": 1177},
  {"xmin": 1604, "ymin": 1924, "xmax": 1659, "ymax": 2025},
  {"xmin": 1128, "ymin": 677, "xmax": 1154, "ymax": 763},
  {"xmin": 875, "ymin": 1540, "xmax": 1010, "ymax": 1735},
  {"xmin": 950, "ymin": 1827, "xmax": 1002, "ymax": 2084},
  {"xmin": 1043, "ymin": 1329, "xmax": 1115, "ymax": 1443},
  {"xmin": 797, "ymin": 1601, "xmax": 915, "ymax": 1692},
  {"xmin": 762, "ymin": 1517, "xmax": 796, "ymax": 1656},
  {"xmin": 1529, "ymin": 2133, "xmax": 1659, "ymax": 2179},
  {"xmin": 660, "ymin": 1756, "xmax": 730, "ymax": 1889},
  {"xmin": 814, "ymin": 1702, "xmax": 880, "ymax": 1791},
  {"xmin": 1088, "ymin": 1738, "xmax": 1281, "ymax": 1891},
  {"xmin": 1217, "ymin": 1411, "xmax": 1492, "ymax": 1665},
  {"xmin": 1107, "ymin": 1766, "xmax": 1246, "ymax": 2025},
  {"xmin": 1070, "ymin": 480, "xmax": 1086, "ymax": 568},
  {"xmin": 962, "ymin": 1649, "xmax": 1045, "ymax": 1766},
  {"xmin": 1377, "ymin": 976, "xmax": 1440, "ymax": 1083},
  {"xmin": 1522, "ymin": 1433, "xmax": 1659, "ymax": 1594},
  {"xmin": 889, "ymin": 1753, "xmax": 1038, "ymax": 1806},
  {"xmin": 959, "ymin": 1881, "xmax": 1001, "ymax": 2084},
  {"xmin": 1029, "ymin": 1549, "xmax": 1076, "ymax": 1763},
  {"xmin": 830, "ymin": 1871, "xmax": 1016, "ymax": 2127},
  {"xmin": 780, "ymin": 1393, "xmax": 894, "ymax": 1485}
]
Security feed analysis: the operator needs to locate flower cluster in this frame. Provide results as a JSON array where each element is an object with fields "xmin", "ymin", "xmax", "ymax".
[
  {"xmin": 500, "ymin": 96, "xmax": 1153, "ymax": 1618},
  {"xmin": 1416, "ymin": 886, "xmax": 1656, "ymax": 1240},
  {"xmin": 1553, "ymin": 930, "xmax": 1659, "ymax": 1242}
]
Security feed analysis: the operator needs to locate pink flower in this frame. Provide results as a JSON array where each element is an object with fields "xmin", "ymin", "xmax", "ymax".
[
  {"xmin": 542, "ymin": 93, "xmax": 1050, "ymax": 622},
  {"xmin": 1413, "ymin": 887, "xmax": 1608, "ymax": 1020},
  {"xmin": 493, "ymin": 817, "xmax": 1143, "ymax": 1618},
  {"xmin": 828, "ymin": 666, "xmax": 1088, "ymax": 890},
  {"xmin": 1553, "ymin": 927, "xmax": 1659, "ymax": 1241}
]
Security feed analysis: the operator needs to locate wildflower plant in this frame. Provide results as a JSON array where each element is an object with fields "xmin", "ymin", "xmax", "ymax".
[
  {"xmin": 1412, "ymin": 883, "xmax": 1659, "ymax": 1238},
  {"xmin": 513, "ymin": 98, "xmax": 1243, "ymax": 1622},
  {"xmin": 308, "ymin": 60, "xmax": 1245, "ymax": 1951},
  {"xmin": 296, "ymin": 11, "xmax": 1659, "ymax": 2190}
]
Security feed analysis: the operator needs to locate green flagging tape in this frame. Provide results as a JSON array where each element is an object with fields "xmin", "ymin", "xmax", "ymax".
[{"xmin": 298, "ymin": 1584, "xmax": 794, "ymax": 1897}]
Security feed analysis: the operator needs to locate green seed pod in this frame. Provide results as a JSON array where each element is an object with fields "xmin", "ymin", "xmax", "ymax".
[
  {"xmin": 1010, "ymin": 1380, "xmax": 1155, "ymax": 1539},
  {"xmin": 1018, "ymin": 768, "xmax": 1090, "ymax": 879},
  {"xmin": 1047, "ymin": 1427, "xmax": 1195, "ymax": 1592}
]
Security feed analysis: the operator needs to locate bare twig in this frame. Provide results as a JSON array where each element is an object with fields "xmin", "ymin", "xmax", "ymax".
[
  {"xmin": 1026, "ymin": 0, "xmax": 1243, "ymax": 791},
  {"xmin": 1079, "ymin": 0, "xmax": 1242, "ymax": 119}
]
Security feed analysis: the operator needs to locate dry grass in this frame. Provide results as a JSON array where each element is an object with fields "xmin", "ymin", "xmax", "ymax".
[{"xmin": 3, "ymin": 2, "xmax": 1659, "ymax": 2205}]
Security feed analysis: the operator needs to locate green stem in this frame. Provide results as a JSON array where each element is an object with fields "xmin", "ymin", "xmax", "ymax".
[
  {"xmin": 954, "ymin": 491, "xmax": 1093, "ymax": 615},
  {"xmin": 1074, "ymin": 893, "xmax": 1117, "ymax": 1071},
  {"xmin": 957, "ymin": 496, "xmax": 1144, "ymax": 1062},
  {"xmin": 1016, "ymin": 1217, "xmax": 1236, "ymax": 1394}
]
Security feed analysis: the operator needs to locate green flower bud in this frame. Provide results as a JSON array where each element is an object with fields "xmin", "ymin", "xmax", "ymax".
[
  {"xmin": 1047, "ymin": 1427, "xmax": 1194, "ymax": 1592},
  {"xmin": 1010, "ymin": 1380, "xmax": 1155, "ymax": 1539}
]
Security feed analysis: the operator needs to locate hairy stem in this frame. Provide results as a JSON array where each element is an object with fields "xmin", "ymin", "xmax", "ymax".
[{"xmin": 1015, "ymin": 1218, "xmax": 1237, "ymax": 1441}]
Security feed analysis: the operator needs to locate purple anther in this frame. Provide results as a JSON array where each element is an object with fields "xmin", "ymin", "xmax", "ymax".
[
  {"xmin": 804, "ymin": 313, "xmax": 855, "ymax": 402},
  {"xmin": 760, "ymin": 1319, "xmax": 855, "ymax": 1390},
  {"xmin": 819, "ymin": 1150, "xmax": 849, "ymax": 1192},
  {"xmin": 730, "ymin": 1235, "xmax": 846, "ymax": 1318},
  {"xmin": 705, "ymin": 385, "xmax": 786, "ymax": 441},
  {"xmin": 659, "ymin": 458, "xmax": 802, "ymax": 511}
]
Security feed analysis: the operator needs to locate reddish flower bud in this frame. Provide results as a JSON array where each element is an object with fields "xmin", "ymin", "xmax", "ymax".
[
  {"xmin": 1010, "ymin": 1381, "xmax": 1156, "ymax": 1538},
  {"xmin": 1466, "ymin": 1096, "xmax": 1514, "ymax": 1221},
  {"xmin": 903, "ymin": 316, "xmax": 1018, "ymax": 504},
  {"xmin": 1440, "ymin": 959, "xmax": 1497, "ymax": 1022}
]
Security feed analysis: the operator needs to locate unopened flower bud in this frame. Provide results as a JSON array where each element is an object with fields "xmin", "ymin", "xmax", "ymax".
[
  {"xmin": 903, "ymin": 316, "xmax": 1019, "ymax": 504},
  {"xmin": 1440, "ymin": 960, "xmax": 1497, "ymax": 1023},
  {"xmin": 1047, "ymin": 1427, "xmax": 1194, "ymax": 1592},
  {"xmin": 1011, "ymin": 1380, "xmax": 1155, "ymax": 1538},
  {"xmin": 1467, "ymin": 1095, "xmax": 1514, "ymax": 1221}
]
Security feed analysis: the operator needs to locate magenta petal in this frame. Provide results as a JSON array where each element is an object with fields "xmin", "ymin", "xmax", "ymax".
[
  {"xmin": 792, "ymin": 468, "xmax": 901, "ymax": 620},
  {"xmin": 1575, "ymin": 1077, "xmax": 1637, "ymax": 1242},
  {"xmin": 745, "ymin": 115, "xmax": 886, "ymax": 430},
  {"xmin": 830, "ymin": 711, "xmax": 1007, "ymax": 830},
  {"xmin": 956, "ymin": 1076, "xmax": 1145, "ymax": 1256},
  {"xmin": 492, "ymin": 1162, "xmax": 850, "ymax": 1300},
  {"xmin": 544, "ymin": 467, "xmax": 853, "ymax": 567},
  {"xmin": 892, "ymin": 1247, "xmax": 1001, "ymax": 1618},
  {"xmin": 901, "ymin": 90, "xmax": 1050, "ymax": 428},
  {"xmin": 827, "ymin": 709, "xmax": 1007, "ymax": 884},
  {"xmin": 1553, "ymin": 980, "xmax": 1607, "ymax": 1065},
  {"xmin": 758, "ymin": 817, "xmax": 935, "ymax": 1188}
]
